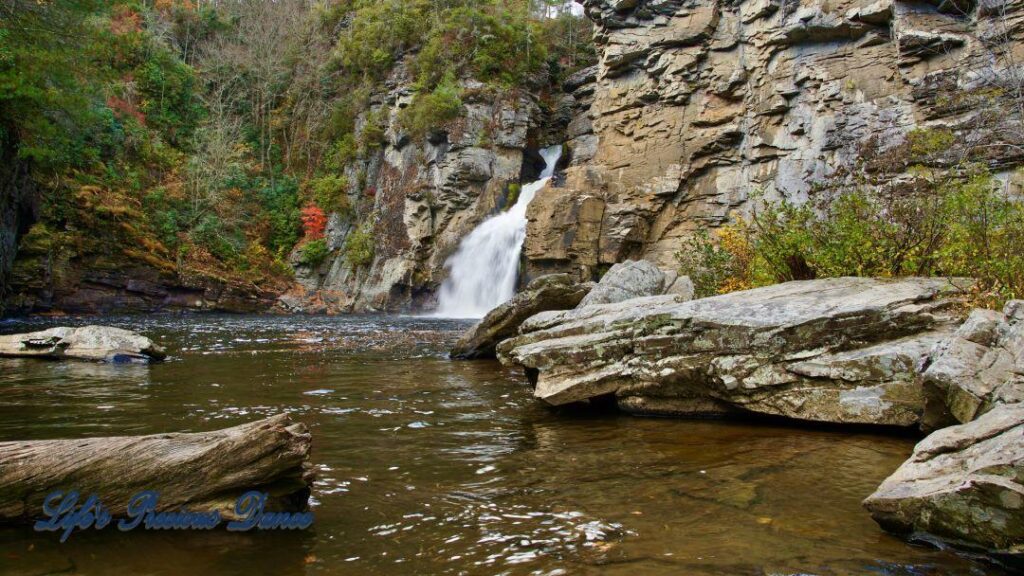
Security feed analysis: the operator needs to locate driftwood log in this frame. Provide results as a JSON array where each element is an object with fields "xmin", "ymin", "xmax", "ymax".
[{"xmin": 0, "ymin": 414, "xmax": 313, "ymax": 523}]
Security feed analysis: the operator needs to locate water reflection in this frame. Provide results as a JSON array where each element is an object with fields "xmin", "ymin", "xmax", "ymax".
[{"xmin": 0, "ymin": 315, "xmax": 1004, "ymax": 575}]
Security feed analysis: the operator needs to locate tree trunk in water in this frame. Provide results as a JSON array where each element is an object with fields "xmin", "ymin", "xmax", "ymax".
[{"xmin": 0, "ymin": 414, "xmax": 314, "ymax": 523}]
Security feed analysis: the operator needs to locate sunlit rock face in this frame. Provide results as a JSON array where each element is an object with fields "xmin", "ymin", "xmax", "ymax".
[
  {"xmin": 497, "ymin": 277, "xmax": 970, "ymax": 426},
  {"xmin": 524, "ymin": 0, "xmax": 1024, "ymax": 282}
]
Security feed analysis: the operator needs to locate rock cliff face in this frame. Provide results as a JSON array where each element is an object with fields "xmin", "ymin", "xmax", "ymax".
[
  {"xmin": 524, "ymin": 0, "xmax": 1024, "ymax": 281},
  {"xmin": 285, "ymin": 59, "xmax": 590, "ymax": 313},
  {"xmin": 0, "ymin": 137, "xmax": 36, "ymax": 312}
]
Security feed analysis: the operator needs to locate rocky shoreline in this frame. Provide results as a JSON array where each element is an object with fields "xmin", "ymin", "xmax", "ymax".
[{"xmin": 453, "ymin": 272, "xmax": 1024, "ymax": 569}]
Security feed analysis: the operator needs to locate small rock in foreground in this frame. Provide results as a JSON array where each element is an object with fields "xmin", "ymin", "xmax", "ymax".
[
  {"xmin": 0, "ymin": 325, "xmax": 167, "ymax": 363},
  {"xmin": 863, "ymin": 403, "xmax": 1024, "ymax": 567}
]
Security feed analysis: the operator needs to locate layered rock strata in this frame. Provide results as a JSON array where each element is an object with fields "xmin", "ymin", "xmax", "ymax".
[
  {"xmin": 524, "ymin": 0, "xmax": 1024, "ymax": 282},
  {"xmin": 498, "ymin": 277, "xmax": 969, "ymax": 425},
  {"xmin": 922, "ymin": 300, "xmax": 1024, "ymax": 430}
]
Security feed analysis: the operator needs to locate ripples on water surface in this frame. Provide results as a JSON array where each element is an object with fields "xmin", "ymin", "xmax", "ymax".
[{"xmin": 0, "ymin": 315, "xmax": 1004, "ymax": 576}]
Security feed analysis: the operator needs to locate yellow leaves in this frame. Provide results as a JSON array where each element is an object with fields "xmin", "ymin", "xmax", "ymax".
[
  {"xmin": 121, "ymin": 248, "xmax": 176, "ymax": 273},
  {"xmin": 712, "ymin": 217, "xmax": 756, "ymax": 294}
]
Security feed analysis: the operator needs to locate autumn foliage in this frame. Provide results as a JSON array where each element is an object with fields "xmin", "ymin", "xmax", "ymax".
[
  {"xmin": 106, "ymin": 95, "xmax": 146, "ymax": 125},
  {"xmin": 300, "ymin": 204, "xmax": 328, "ymax": 241}
]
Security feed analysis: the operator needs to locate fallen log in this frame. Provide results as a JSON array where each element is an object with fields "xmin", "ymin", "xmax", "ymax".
[
  {"xmin": 0, "ymin": 414, "xmax": 313, "ymax": 524},
  {"xmin": 0, "ymin": 325, "xmax": 167, "ymax": 363}
]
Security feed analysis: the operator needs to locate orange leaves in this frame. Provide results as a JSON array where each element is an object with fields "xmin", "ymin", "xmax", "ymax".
[
  {"xmin": 300, "ymin": 204, "xmax": 328, "ymax": 241},
  {"xmin": 110, "ymin": 6, "xmax": 142, "ymax": 35},
  {"xmin": 154, "ymin": 0, "xmax": 196, "ymax": 14}
]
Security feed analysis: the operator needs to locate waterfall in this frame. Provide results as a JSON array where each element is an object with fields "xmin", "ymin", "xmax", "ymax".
[{"xmin": 434, "ymin": 145, "xmax": 563, "ymax": 318}]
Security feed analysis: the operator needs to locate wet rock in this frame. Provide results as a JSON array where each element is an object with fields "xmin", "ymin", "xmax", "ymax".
[
  {"xmin": 578, "ymin": 260, "xmax": 667, "ymax": 307},
  {"xmin": 922, "ymin": 301, "xmax": 1024, "ymax": 431},
  {"xmin": 0, "ymin": 326, "xmax": 167, "ymax": 363},
  {"xmin": 498, "ymin": 277, "xmax": 968, "ymax": 425},
  {"xmin": 451, "ymin": 274, "xmax": 594, "ymax": 360},
  {"xmin": 864, "ymin": 403, "xmax": 1024, "ymax": 564}
]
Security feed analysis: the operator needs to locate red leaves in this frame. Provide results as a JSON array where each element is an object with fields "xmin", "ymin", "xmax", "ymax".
[
  {"xmin": 106, "ymin": 95, "xmax": 146, "ymax": 125},
  {"xmin": 301, "ymin": 204, "xmax": 328, "ymax": 241}
]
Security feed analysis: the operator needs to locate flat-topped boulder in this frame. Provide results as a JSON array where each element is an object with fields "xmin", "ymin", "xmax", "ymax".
[
  {"xmin": 498, "ymin": 277, "xmax": 970, "ymax": 426},
  {"xmin": 450, "ymin": 274, "xmax": 593, "ymax": 360},
  {"xmin": 863, "ymin": 403, "xmax": 1024, "ymax": 565},
  {"xmin": 0, "ymin": 325, "xmax": 167, "ymax": 363}
]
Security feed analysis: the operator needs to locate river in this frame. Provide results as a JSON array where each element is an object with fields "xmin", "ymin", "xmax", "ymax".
[{"xmin": 0, "ymin": 315, "xmax": 1001, "ymax": 575}]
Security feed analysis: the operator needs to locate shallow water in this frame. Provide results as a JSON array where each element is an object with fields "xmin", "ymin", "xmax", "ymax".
[{"xmin": 0, "ymin": 315, "xmax": 1004, "ymax": 576}]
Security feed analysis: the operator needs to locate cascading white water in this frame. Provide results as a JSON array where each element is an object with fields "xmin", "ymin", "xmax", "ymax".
[{"xmin": 434, "ymin": 145, "xmax": 563, "ymax": 318}]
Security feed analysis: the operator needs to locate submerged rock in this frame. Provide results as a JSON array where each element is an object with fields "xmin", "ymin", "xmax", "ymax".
[
  {"xmin": 864, "ymin": 403, "xmax": 1024, "ymax": 565},
  {"xmin": 0, "ymin": 326, "xmax": 167, "ymax": 363},
  {"xmin": 577, "ymin": 260, "xmax": 667, "ymax": 307},
  {"xmin": 498, "ymin": 277, "xmax": 969, "ymax": 426},
  {"xmin": 922, "ymin": 301, "xmax": 1024, "ymax": 431},
  {"xmin": 450, "ymin": 275, "xmax": 593, "ymax": 360}
]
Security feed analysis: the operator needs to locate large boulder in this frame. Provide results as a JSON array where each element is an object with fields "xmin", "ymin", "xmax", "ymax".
[
  {"xmin": 577, "ymin": 260, "xmax": 666, "ymax": 307},
  {"xmin": 498, "ymin": 277, "xmax": 969, "ymax": 425},
  {"xmin": 450, "ymin": 274, "xmax": 593, "ymax": 360},
  {"xmin": 921, "ymin": 301, "xmax": 1024, "ymax": 431},
  {"xmin": 863, "ymin": 403, "xmax": 1024, "ymax": 565},
  {"xmin": 0, "ymin": 326, "xmax": 167, "ymax": 363}
]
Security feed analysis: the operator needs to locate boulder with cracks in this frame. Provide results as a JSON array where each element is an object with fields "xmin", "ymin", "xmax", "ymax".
[
  {"xmin": 498, "ymin": 277, "xmax": 969, "ymax": 426},
  {"xmin": 864, "ymin": 403, "xmax": 1024, "ymax": 566}
]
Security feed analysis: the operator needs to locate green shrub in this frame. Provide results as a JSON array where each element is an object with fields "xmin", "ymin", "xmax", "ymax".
[
  {"xmin": 413, "ymin": 4, "xmax": 548, "ymax": 90},
  {"xmin": 675, "ymin": 229, "xmax": 749, "ymax": 299},
  {"xmin": 505, "ymin": 183, "xmax": 522, "ymax": 209},
  {"xmin": 359, "ymin": 107, "xmax": 388, "ymax": 152},
  {"xmin": 399, "ymin": 73, "xmax": 463, "ymax": 139},
  {"xmin": 143, "ymin": 188, "xmax": 186, "ymax": 248},
  {"xmin": 310, "ymin": 174, "xmax": 352, "ymax": 216},
  {"xmin": 191, "ymin": 213, "xmax": 242, "ymax": 261},
  {"xmin": 254, "ymin": 175, "xmax": 301, "ymax": 255},
  {"xmin": 343, "ymin": 223, "xmax": 374, "ymax": 270},
  {"xmin": 298, "ymin": 238, "xmax": 330, "ymax": 267},
  {"xmin": 332, "ymin": 0, "xmax": 429, "ymax": 81},
  {"xmin": 677, "ymin": 167, "xmax": 1024, "ymax": 308},
  {"xmin": 325, "ymin": 134, "xmax": 358, "ymax": 170}
]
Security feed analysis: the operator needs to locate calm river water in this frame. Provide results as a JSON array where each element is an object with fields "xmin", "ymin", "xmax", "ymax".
[{"xmin": 0, "ymin": 315, "xmax": 1004, "ymax": 576}]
